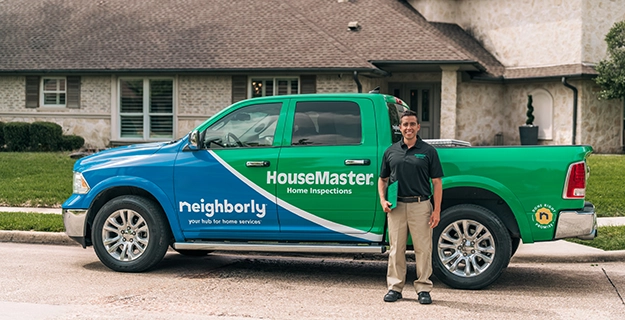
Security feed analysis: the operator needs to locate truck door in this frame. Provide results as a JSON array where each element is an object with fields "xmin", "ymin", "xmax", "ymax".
[
  {"xmin": 174, "ymin": 100, "xmax": 286, "ymax": 240},
  {"xmin": 274, "ymin": 98, "xmax": 379, "ymax": 241}
]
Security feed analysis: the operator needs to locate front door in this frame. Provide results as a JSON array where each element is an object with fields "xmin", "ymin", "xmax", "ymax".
[{"xmin": 389, "ymin": 83, "xmax": 440, "ymax": 139}]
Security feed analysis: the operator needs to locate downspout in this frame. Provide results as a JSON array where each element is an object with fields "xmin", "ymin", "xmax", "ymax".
[
  {"xmin": 562, "ymin": 77, "xmax": 578, "ymax": 145},
  {"xmin": 353, "ymin": 71, "xmax": 362, "ymax": 93}
]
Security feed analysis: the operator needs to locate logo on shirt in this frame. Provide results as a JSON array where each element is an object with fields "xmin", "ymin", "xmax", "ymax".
[{"xmin": 414, "ymin": 154, "xmax": 426, "ymax": 159}]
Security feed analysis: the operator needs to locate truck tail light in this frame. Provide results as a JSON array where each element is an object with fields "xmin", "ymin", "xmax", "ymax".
[{"xmin": 563, "ymin": 161, "xmax": 586, "ymax": 199}]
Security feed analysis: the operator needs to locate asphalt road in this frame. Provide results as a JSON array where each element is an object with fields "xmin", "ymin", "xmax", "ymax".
[{"xmin": 1, "ymin": 242, "xmax": 624, "ymax": 320}]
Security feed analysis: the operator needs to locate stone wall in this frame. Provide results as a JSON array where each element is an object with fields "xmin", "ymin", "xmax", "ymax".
[
  {"xmin": 456, "ymin": 82, "xmax": 506, "ymax": 146},
  {"xmin": 0, "ymin": 76, "xmax": 25, "ymax": 112},
  {"xmin": 176, "ymin": 75, "xmax": 232, "ymax": 138},
  {"xmin": 582, "ymin": 1, "xmax": 625, "ymax": 63},
  {"xmin": 409, "ymin": 0, "xmax": 585, "ymax": 67},
  {"xmin": 579, "ymin": 80, "xmax": 623, "ymax": 153}
]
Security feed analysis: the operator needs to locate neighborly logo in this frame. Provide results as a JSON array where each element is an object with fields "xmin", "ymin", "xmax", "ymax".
[{"xmin": 531, "ymin": 204, "xmax": 555, "ymax": 229}]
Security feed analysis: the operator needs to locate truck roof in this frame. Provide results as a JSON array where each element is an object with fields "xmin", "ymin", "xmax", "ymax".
[{"xmin": 244, "ymin": 92, "xmax": 409, "ymax": 107}]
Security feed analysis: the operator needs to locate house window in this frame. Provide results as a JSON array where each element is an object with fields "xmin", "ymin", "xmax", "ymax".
[
  {"xmin": 119, "ymin": 78, "xmax": 174, "ymax": 139},
  {"xmin": 41, "ymin": 77, "xmax": 66, "ymax": 107},
  {"xmin": 251, "ymin": 78, "xmax": 299, "ymax": 98}
]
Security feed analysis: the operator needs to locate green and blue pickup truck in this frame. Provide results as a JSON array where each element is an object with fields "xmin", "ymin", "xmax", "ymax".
[{"xmin": 63, "ymin": 92, "xmax": 596, "ymax": 289}]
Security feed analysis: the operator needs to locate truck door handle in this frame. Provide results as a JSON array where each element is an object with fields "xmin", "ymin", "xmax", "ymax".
[
  {"xmin": 246, "ymin": 161, "xmax": 270, "ymax": 167},
  {"xmin": 344, "ymin": 159, "xmax": 370, "ymax": 166}
]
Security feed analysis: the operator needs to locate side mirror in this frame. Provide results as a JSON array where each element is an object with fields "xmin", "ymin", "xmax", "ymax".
[{"xmin": 187, "ymin": 130, "xmax": 201, "ymax": 150}]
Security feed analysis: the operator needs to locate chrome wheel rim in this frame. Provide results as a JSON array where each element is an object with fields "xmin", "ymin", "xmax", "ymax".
[
  {"xmin": 101, "ymin": 209, "xmax": 149, "ymax": 262},
  {"xmin": 437, "ymin": 219, "xmax": 495, "ymax": 277}
]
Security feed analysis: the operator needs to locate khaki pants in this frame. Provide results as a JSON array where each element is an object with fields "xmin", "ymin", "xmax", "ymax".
[{"xmin": 386, "ymin": 201, "xmax": 433, "ymax": 293}]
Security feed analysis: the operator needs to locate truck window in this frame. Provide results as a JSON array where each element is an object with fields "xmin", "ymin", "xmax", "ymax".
[
  {"xmin": 202, "ymin": 103, "xmax": 281, "ymax": 148},
  {"xmin": 291, "ymin": 101, "xmax": 362, "ymax": 146},
  {"xmin": 387, "ymin": 102, "xmax": 407, "ymax": 143}
]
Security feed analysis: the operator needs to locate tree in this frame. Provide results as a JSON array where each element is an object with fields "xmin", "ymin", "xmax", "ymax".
[{"xmin": 595, "ymin": 21, "xmax": 625, "ymax": 100}]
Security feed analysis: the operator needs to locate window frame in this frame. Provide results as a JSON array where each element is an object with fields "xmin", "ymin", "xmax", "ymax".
[
  {"xmin": 249, "ymin": 76, "xmax": 300, "ymax": 98},
  {"xmin": 40, "ymin": 77, "xmax": 67, "ymax": 108},
  {"xmin": 117, "ymin": 77, "xmax": 176, "ymax": 141}
]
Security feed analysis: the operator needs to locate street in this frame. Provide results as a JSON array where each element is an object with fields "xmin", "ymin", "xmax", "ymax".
[{"xmin": 0, "ymin": 242, "xmax": 623, "ymax": 319}]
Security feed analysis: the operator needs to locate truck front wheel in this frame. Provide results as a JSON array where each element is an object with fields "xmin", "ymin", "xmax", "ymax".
[
  {"xmin": 432, "ymin": 204, "xmax": 511, "ymax": 290},
  {"xmin": 92, "ymin": 195, "xmax": 171, "ymax": 272}
]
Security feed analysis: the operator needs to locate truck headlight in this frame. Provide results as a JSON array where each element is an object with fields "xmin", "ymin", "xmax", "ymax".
[{"xmin": 73, "ymin": 172, "xmax": 91, "ymax": 194}]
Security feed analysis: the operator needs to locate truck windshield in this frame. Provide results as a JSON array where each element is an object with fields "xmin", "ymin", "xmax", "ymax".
[{"xmin": 387, "ymin": 103, "xmax": 408, "ymax": 143}]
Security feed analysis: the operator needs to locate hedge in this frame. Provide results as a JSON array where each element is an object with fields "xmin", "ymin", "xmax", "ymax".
[
  {"xmin": 4, "ymin": 122, "xmax": 31, "ymax": 152},
  {"xmin": 2, "ymin": 121, "xmax": 85, "ymax": 152},
  {"xmin": 30, "ymin": 121, "xmax": 63, "ymax": 151}
]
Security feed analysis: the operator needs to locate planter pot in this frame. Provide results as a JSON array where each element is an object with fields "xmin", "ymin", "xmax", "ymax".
[{"xmin": 519, "ymin": 125, "xmax": 539, "ymax": 145}]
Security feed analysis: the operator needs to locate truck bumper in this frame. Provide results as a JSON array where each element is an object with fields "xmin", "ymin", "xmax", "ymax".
[
  {"xmin": 555, "ymin": 201, "xmax": 597, "ymax": 240},
  {"xmin": 63, "ymin": 209, "xmax": 89, "ymax": 247}
]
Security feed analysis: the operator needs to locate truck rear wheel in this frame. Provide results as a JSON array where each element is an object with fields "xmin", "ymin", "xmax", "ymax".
[
  {"xmin": 432, "ymin": 204, "xmax": 511, "ymax": 290},
  {"xmin": 92, "ymin": 195, "xmax": 171, "ymax": 272}
]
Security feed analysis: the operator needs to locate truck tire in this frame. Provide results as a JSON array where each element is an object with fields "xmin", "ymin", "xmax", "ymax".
[
  {"xmin": 432, "ymin": 204, "xmax": 511, "ymax": 290},
  {"xmin": 92, "ymin": 195, "xmax": 171, "ymax": 272}
]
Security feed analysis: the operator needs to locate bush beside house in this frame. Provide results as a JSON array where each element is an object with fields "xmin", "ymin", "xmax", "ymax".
[{"xmin": 1, "ymin": 121, "xmax": 85, "ymax": 152}]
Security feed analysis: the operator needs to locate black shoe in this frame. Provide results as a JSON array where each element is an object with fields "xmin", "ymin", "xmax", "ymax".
[
  {"xmin": 383, "ymin": 290, "xmax": 402, "ymax": 302},
  {"xmin": 418, "ymin": 291, "xmax": 432, "ymax": 304}
]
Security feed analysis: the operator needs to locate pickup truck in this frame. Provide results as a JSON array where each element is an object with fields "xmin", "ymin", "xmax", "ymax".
[{"xmin": 62, "ymin": 92, "xmax": 596, "ymax": 290}]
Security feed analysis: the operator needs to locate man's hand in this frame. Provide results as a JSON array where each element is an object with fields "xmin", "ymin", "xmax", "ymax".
[
  {"xmin": 381, "ymin": 200, "xmax": 392, "ymax": 213},
  {"xmin": 429, "ymin": 209, "xmax": 440, "ymax": 228}
]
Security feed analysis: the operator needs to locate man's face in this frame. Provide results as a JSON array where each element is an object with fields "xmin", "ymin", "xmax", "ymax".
[{"xmin": 400, "ymin": 115, "xmax": 420, "ymax": 140}]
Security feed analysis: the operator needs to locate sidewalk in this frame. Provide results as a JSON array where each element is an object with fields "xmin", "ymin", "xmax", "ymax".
[{"xmin": 1, "ymin": 207, "xmax": 625, "ymax": 263}]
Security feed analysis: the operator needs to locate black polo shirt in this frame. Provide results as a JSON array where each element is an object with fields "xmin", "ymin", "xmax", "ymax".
[{"xmin": 379, "ymin": 136, "xmax": 444, "ymax": 198}]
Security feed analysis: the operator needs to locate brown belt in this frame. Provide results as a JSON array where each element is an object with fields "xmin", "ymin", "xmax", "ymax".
[{"xmin": 397, "ymin": 196, "xmax": 430, "ymax": 203}]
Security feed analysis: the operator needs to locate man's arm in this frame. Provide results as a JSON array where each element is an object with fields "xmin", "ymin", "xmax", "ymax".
[
  {"xmin": 429, "ymin": 177, "xmax": 442, "ymax": 228},
  {"xmin": 378, "ymin": 177, "xmax": 392, "ymax": 213}
]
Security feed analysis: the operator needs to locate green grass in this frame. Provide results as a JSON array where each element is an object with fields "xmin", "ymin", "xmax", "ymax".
[
  {"xmin": 0, "ymin": 152, "xmax": 76, "ymax": 207},
  {"xmin": 586, "ymin": 154, "xmax": 625, "ymax": 217},
  {"xmin": 567, "ymin": 225, "xmax": 625, "ymax": 251},
  {"xmin": 0, "ymin": 212, "xmax": 65, "ymax": 232}
]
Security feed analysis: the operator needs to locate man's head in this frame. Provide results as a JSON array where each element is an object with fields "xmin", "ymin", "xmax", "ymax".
[{"xmin": 399, "ymin": 110, "xmax": 420, "ymax": 141}]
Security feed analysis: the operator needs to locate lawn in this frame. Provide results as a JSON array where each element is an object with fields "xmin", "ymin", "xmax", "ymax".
[
  {"xmin": 585, "ymin": 154, "xmax": 625, "ymax": 217},
  {"xmin": 0, "ymin": 212, "xmax": 65, "ymax": 232},
  {"xmin": 0, "ymin": 152, "xmax": 75, "ymax": 207},
  {"xmin": 567, "ymin": 225, "xmax": 625, "ymax": 251}
]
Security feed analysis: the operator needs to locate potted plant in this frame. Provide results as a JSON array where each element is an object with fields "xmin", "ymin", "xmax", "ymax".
[{"xmin": 519, "ymin": 95, "xmax": 539, "ymax": 145}]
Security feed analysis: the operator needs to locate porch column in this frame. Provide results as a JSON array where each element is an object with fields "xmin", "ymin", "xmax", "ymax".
[{"xmin": 440, "ymin": 65, "xmax": 459, "ymax": 139}]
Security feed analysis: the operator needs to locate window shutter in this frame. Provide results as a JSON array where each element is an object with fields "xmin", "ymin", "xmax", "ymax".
[
  {"xmin": 25, "ymin": 76, "xmax": 40, "ymax": 108},
  {"xmin": 232, "ymin": 76, "xmax": 247, "ymax": 103},
  {"xmin": 66, "ymin": 76, "xmax": 81, "ymax": 109},
  {"xmin": 300, "ymin": 75, "xmax": 316, "ymax": 94}
]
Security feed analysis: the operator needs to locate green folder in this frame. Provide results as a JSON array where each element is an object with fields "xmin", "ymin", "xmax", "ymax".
[{"xmin": 387, "ymin": 181, "xmax": 398, "ymax": 209}]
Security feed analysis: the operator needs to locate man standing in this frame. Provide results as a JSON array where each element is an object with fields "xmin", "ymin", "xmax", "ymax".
[{"xmin": 378, "ymin": 110, "xmax": 443, "ymax": 304}]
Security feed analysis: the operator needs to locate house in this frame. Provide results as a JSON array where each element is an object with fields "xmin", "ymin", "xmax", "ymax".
[{"xmin": 0, "ymin": 0, "xmax": 623, "ymax": 153}]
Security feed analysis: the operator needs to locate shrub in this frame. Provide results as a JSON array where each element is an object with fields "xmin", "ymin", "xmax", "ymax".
[
  {"xmin": 30, "ymin": 121, "xmax": 63, "ymax": 151},
  {"xmin": 0, "ymin": 121, "xmax": 5, "ymax": 150},
  {"xmin": 60, "ymin": 135, "xmax": 85, "ymax": 151},
  {"xmin": 4, "ymin": 122, "xmax": 31, "ymax": 151}
]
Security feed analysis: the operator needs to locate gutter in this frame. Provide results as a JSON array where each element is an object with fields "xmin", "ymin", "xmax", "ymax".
[
  {"xmin": 353, "ymin": 71, "xmax": 363, "ymax": 93},
  {"xmin": 562, "ymin": 77, "xmax": 578, "ymax": 145}
]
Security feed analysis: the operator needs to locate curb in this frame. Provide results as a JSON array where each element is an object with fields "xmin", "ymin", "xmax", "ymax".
[{"xmin": 0, "ymin": 230, "xmax": 79, "ymax": 246}]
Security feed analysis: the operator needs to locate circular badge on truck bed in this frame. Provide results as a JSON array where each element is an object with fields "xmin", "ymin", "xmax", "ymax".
[{"xmin": 531, "ymin": 204, "xmax": 555, "ymax": 229}]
